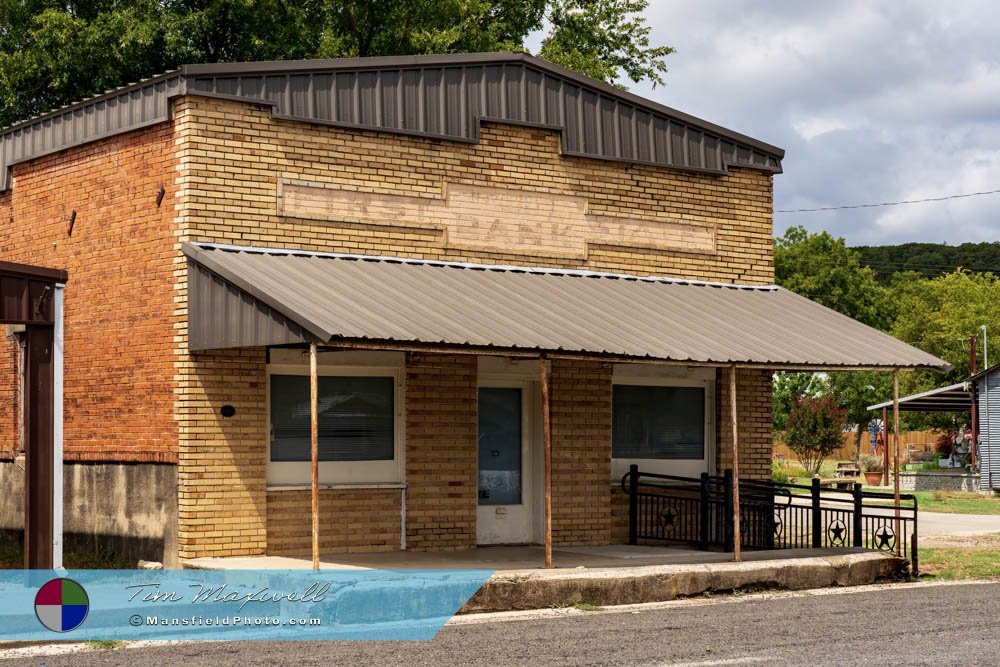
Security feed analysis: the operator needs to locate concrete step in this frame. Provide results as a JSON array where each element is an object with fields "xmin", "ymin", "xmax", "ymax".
[{"xmin": 463, "ymin": 551, "xmax": 904, "ymax": 613}]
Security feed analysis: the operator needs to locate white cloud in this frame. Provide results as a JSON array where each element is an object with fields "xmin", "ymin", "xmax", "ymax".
[
  {"xmin": 629, "ymin": 0, "xmax": 1000, "ymax": 245},
  {"xmin": 791, "ymin": 116, "xmax": 851, "ymax": 141}
]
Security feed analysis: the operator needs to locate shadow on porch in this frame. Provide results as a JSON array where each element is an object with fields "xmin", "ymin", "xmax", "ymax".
[{"xmin": 184, "ymin": 543, "xmax": 891, "ymax": 571}]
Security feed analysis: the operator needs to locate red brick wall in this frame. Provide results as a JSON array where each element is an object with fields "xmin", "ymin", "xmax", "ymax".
[
  {"xmin": 0, "ymin": 124, "xmax": 179, "ymax": 462},
  {"xmin": 0, "ymin": 325, "xmax": 19, "ymax": 455},
  {"xmin": 404, "ymin": 352, "xmax": 478, "ymax": 551},
  {"xmin": 550, "ymin": 359, "xmax": 613, "ymax": 545}
]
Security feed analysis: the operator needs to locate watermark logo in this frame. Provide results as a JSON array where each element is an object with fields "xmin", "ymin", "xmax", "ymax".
[{"xmin": 34, "ymin": 578, "xmax": 89, "ymax": 633}]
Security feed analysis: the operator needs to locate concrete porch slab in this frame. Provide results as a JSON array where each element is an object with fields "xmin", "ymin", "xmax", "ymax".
[
  {"xmin": 185, "ymin": 544, "xmax": 724, "ymax": 571},
  {"xmin": 184, "ymin": 546, "xmax": 905, "ymax": 613}
]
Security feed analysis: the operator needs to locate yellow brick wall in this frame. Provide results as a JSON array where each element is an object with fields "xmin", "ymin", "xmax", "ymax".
[
  {"xmin": 267, "ymin": 488, "xmax": 401, "ymax": 555},
  {"xmin": 176, "ymin": 348, "xmax": 268, "ymax": 559},
  {"xmin": 171, "ymin": 95, "xmax": 774, "ymax": 282},
  {"xmin": 170, "ymin": 94, "xmax": 777, "ymax": 558},
  {"xmin": 715, "ymin": 368, "xmax": 774, "ymax": 478},
  {"xmin": 550, "ymin": 359, "xmax": 613, "ymax": 545},
  {"xmin": 404, "ymin": 353, "xmax": 478, "ymax": 551}
]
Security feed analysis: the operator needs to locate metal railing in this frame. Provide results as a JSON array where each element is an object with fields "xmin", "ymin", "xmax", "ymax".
[{"xmin": 623, "ymin": 465, "xmax": 919, "ymax": 573}]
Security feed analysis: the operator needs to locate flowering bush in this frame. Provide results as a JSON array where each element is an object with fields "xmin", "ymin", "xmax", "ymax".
[
  {"xmin": 784, "ymin": 395, "xmax": 848, "ymax": 476},
  {"xmin": 934, "ymin": 433, "xmax": 953, "ymax": 458}
]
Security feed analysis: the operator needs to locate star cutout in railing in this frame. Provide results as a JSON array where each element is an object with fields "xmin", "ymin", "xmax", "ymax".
[{"xmin": 875, "ymin": 527, "xmax": 895, "ymax": 550}]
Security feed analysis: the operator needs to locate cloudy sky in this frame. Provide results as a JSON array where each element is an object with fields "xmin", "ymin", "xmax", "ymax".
[{"xmin": 589, "ymin": 1, "xmax": 1000, "ymax": 246}]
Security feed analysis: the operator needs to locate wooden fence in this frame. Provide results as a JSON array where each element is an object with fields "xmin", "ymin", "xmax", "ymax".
[{"xmin": 773, "ymin": 430, "xmax": 942, "ymax": 462}]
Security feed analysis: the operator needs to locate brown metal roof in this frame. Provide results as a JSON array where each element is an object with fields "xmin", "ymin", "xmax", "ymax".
[
  {"xmin": 182, "ymin": 243, "xmax": 950, "ymax": 372},
  {"xmin": 867, "ymin": 382, "xmax": 971, "ymax": 413},
  {"xmin": 0, "ymin": 52, "xmax": 783, "ymax": 192}
]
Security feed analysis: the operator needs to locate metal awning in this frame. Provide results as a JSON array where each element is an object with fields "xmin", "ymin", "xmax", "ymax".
[
  {"xmin": 867, "ymin": 382, "xmax": 971, "ymax": 412},
  {"xmin": 183, "ymin": 242, "xmax": 951, "ymax": 372}
]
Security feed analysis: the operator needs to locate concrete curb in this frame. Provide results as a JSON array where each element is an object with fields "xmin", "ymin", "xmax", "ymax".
[{"xmin": 462, "ymin": 552, "xmax": 904, "ymax": 613}]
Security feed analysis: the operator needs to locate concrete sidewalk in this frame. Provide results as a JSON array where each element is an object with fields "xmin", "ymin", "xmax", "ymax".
[{"xmin": 185, "ymin": 545, "xmax": 904, "ymax": 613}]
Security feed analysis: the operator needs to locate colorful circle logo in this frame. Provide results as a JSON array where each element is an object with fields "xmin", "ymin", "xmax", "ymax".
[{"xmin": 34, "ymin": 578, "xmax": 90, "ymax": 633}]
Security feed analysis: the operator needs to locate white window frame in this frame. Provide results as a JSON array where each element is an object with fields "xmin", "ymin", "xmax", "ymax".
[
  {"xmin": 266, "ymin": 363, "xmax": 405, "ymax": 486},
  {"xmin": 610, "ymin": 371, "xmax": 716, "ymax": 480}
]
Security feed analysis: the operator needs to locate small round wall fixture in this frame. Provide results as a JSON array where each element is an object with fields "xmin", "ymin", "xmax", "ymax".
[{"xmin": 220, "ymin": 405, "xmax": 236, "ymax": 418}]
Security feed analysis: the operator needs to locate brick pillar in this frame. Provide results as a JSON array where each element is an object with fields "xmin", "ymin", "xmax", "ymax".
[
  {"xmin": 404, "ymin": 352, "xmax": 477, "ymax": 551},
  {"xmin": 550, "ymin": 359, "xmax": 613, "ymax": 545},
  {"xmin": 176, "ymin": 348, "xmax": 268, "ymax": 559},
  {"xmin": 716, "ymin": 368, "xmax": 773, "ymax": 480}
]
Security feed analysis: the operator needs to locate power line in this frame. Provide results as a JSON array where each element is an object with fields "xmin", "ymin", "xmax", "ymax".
[
  {"xmin": 861, "ymin": 260, "xmax": 1000, "ymax": 271},
  {"xmin": 775, "ymin": 188, "xmax": 1000, "ymax": 213}
]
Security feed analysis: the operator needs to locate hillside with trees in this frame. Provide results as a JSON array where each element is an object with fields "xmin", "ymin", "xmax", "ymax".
[{"xmin": 853, "ymin": 241, "xmax": 1000, "ymax": 282}]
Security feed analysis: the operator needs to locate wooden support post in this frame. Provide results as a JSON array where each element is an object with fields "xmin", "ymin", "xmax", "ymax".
[
  {"xmin": 540, "ymin": 355, "xmax": 553, "ymax": 569},
  {"xmin": 892, "ymin": 369, "xmax": 901, "ymax": 558},
  {"xmin": 310, "ymin": 341, "xmax": 320, "ymax": 571},
  {"xmin": 882, "ymin": 406, "xmax": 890, "ymax": 487},
  {"xmin": 730, "ymin": 366, "xmax": 741, "ymax": 562}
]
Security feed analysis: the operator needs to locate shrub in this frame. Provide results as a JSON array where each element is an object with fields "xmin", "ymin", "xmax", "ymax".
[
  {"xmin": 772, "ymin": 458, "xmax": 789, "ymax": 484},
  {"xmin": 784, "ymin": 395, "xmax": 848, "ymax": 476},
  {"xmin": 860, "ymin": 454, "xmax": 883, "ymax": 473}
]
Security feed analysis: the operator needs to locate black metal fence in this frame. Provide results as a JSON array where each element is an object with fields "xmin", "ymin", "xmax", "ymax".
[{"xmin": 623, "ymin": 465, "xmax": 919, "ymax": 573}]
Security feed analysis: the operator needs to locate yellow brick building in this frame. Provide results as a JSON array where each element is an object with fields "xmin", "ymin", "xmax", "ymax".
[{"xmin": 1, "ymin": 54, "xmax": 945, "ymax": 566}]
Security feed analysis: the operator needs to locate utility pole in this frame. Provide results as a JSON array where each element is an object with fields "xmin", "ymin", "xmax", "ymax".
[{"xmin": 970, "ymin": 334, "xmax": 979, "ymax": 470}]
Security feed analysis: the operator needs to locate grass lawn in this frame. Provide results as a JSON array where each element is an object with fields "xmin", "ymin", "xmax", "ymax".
[
  {"xmin": 919, "ymin": 544, "xmax": 1000, "ymax": 580},
  {"xmin": 862, "ymin": 490, "xmax": 1000, "ymax": 515}
]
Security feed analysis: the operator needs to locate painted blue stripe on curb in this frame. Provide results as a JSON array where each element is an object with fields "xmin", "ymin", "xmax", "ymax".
[{"xmin": 1, "ymin": 569, "xmax": 494, "ymax": 641}]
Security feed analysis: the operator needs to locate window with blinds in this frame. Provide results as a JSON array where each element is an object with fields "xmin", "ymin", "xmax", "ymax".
[
  {"xmin": 269, "ymin": 374, "xmax": 395, "ymax": 462},
  {"xmin": 612, "ymin": 384, "xmax": 705, "ymax": 460}
]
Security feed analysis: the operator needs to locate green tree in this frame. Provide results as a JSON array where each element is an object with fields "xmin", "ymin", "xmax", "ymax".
[
  {"xmin": 774, "ymin": 226, "xmax": 896, "ymax": 448},
  {"xmin": 887, "ymin": 270, "xmax": 999, "ymax": 430},
  {"xmin": 891, "ymin": 270, "xmax": 999, "ymax": 379},
  {"xmin": 539, "ymin": 0, "xmax": 673, "ymax": 87},
  {"xmin": 772, "ymin": 372, "xmax": 827, "ymax": 433},
  {"xmin": 784, "ymin": 395, "xmax": 848, "ymax": 476},
  {"xmin": 310, "ymin": 0, "xmax": 545, "ymax": 59},
  {"xmin": 0, "ymin": 0, "xmax": 673, "ymax": 128},
  {"xmin": 775, "ymin": 225, "xmax": 891, "ymax": 329},
  {"xmin": 0, "ymin": 0, "xmax": 167, "ymax": 126}
]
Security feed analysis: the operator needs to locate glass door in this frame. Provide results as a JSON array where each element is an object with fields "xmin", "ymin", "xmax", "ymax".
[{"xmin": 477, "ymin": 386, "xmax": 534, "ymax": 544}]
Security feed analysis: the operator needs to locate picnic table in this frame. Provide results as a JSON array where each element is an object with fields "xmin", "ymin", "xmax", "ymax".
[
  {"xmin": 835, "ymin": 462, "xmax": 861, "ymax": 478},
  {"xmin": 818, "ymin": 477, "xmax": 860, "ymax": 491}
]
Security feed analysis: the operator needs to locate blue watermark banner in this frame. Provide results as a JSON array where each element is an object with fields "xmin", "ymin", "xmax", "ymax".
[{"xmin": 0, "ymin": 569, "xmax": 493, "ymax": 641}]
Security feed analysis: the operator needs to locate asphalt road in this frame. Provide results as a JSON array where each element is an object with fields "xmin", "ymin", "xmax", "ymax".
[{"xmin": 3, "ymin": 581, "xmax": 997, "ymax": 666}]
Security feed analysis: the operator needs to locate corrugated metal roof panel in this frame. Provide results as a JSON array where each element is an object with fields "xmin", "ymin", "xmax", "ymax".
[
  {"xmin": 182, "ymin": 243, "xmax": 950, "ymax": 373},
  {"xmin": 978, "ymin": 371, "xmax": 1000, "ymax": 490},
  {"xmin": 867, "ymin": 382, "xmax": 971, "ymax": 412},
  {"xmin": 0, "ymin": 74, "xmax": 184, "ymax": 190},
  {"xmin": 0, "ymin": 53, "xmax": 784, "ymax": 192}
]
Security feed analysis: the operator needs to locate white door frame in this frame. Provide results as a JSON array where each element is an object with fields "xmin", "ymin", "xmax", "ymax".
[{"xmin": 477, "ymin": 374, "xmax": 542, "ymax": 545}]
